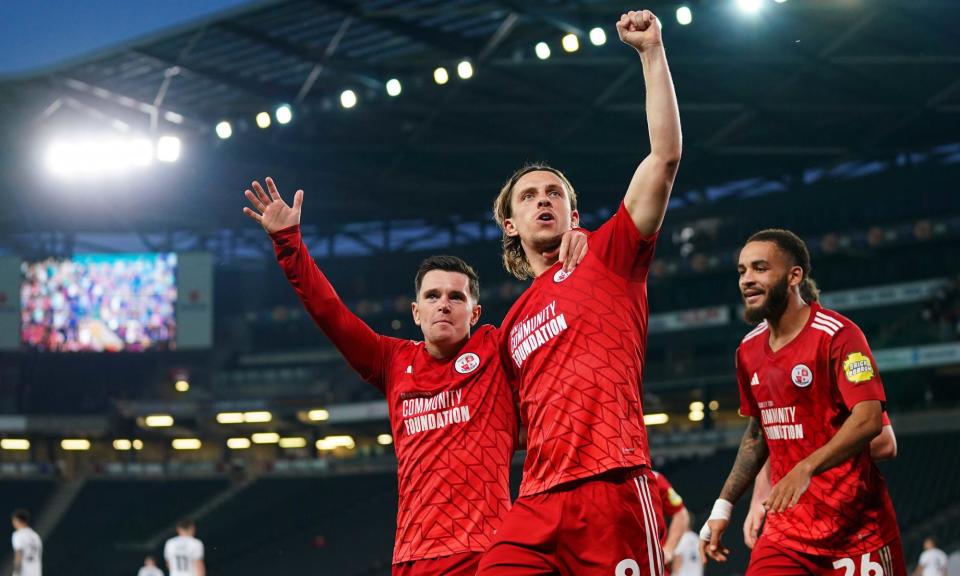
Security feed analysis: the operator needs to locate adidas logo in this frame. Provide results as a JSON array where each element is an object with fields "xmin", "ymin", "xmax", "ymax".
[
  {"xmin": 405, "ymin": 365, "xmax": 413, "ymax": 374},
  {"xmin": 751, "ymin": 372, "xmax": 760, "ymax": 386}
]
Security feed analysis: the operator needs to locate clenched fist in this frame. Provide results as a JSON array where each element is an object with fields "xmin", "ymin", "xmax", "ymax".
[{"xmin": 616, "ymin": 10, "xmax": 662, "ymax": 53}]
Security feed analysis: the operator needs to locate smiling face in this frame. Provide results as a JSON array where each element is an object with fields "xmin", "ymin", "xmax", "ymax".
[
  {"xmin": 411, "ymin": 270, "xmax": 480, "ymax": 348},
  {"xmin": 502, "ymin": 170, "xmax": 580, "ymax": 255},
  {"xmin": 737, "ymin": 240, "xmax": 801, "ymax": 324}
]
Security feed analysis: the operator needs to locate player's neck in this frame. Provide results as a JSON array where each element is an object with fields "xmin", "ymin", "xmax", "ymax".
[
  {"xmin": 523, "ymin": 244, "xmax": 558, "ymax": 278},
  {"xmin": 425, "ymin": 336, "xmax": 468, "ymax": 361},
  {"xmin": 766, "ymin": 295, "xmax": 811, "ymax": 351}
]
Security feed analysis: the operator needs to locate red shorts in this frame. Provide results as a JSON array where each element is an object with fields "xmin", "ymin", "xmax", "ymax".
[
  {"xmin": 477, "ymin": 468, "xmax": 665, "ymax": 576},
  {"xmin": 747, "ymin": 535, "xmax": 906, "ymax": 576},
  {"xmin": 393, "ymin": 551, "xmax": 481, "ymax": 576}
]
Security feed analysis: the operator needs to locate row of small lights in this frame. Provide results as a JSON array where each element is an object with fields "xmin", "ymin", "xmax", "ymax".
[
  {"xmin": 0, "ymin": 434, "xmax": 393, "ymax": 452},
  {"xmin": 212, "ymin": 26, "xmax": 610, "ymax": 139},
  {"xmin": 0, "ymin": 408, "xmax": 719, "ymax": 452},
  {"xmin": 139, "ymin": 406, "xmax": 716, "ymax": 430},
  {"xmin": 39, "ymin": 0, "xmax": 789, "ymax": 180},
  {"xmin": 140, "ymin": 408, "xmax": 329, "ymax": 427},
  {"xmin": 213, "ymin": 0, "xmax": 789, "ymax": 139}
]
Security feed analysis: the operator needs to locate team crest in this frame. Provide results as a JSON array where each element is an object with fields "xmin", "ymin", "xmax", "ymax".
[
  {"xmin": 791, "ymin": 364, "xmax": 813, "ymax": 388},
  {"xmin": 455, "ymin": 352, "xmax": 480, "ymax": 374},
  {"xmin": 843, "ymin": 352, "xmax": 874, "ymax": 383},
  {"xmin": 553, "ymin": 268, "xmax": 572, "ymax": 283}
]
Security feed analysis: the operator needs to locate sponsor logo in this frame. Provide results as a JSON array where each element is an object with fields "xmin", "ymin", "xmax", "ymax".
[
  {"xmin": 843, "ymin": 352, "xmax": 875, "ymax": 383},
  {"xmin": 791, "ymin": 364, "xmax": 813, "ymax": 388},
  {"xmin": 455, "ymin": 352, "xmax": 480, "ymax": 374},
  {"xmin": 667, "ymin": 487, "xmax": 683, "ymax": 507}
]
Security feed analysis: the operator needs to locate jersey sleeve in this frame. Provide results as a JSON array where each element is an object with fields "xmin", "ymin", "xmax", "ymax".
[
  {"xmin": 656, "ymin": 473, "xmax": 685, "ymax": 517},
  {"xmin": 736, "ymin": 346, "xmax": 759, "ymax": 417},
  {"xmin": 271, "ymin": 225, "xmax": 402, "ymax": 392},
  {"xmin": 11, "ymin": 532, "xmax": 19, "ymax": 551},
  {"xmin": 194, "ymin": 540, "xmax": 204, "ymax": 560},
  {"xmin": 163, "ymin": 540, "xmax": 172, "ymax": 562},
  {"xmin": 830, "ymin": 323, "xmax": 886, "ymax": 410},
  {"xmin": 587, "ymin": 202, "xmax": 659, "ymax": 281}
]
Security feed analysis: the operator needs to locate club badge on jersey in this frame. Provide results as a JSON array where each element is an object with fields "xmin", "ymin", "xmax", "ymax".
[
  {"xmin": 553, "ymin": 268, "xmax": 573, "ymax": 283},
  {"xmin": 455, "ymin": 352, "xmax": 480, "ymax": 374},
  {"xmin": 791, "ymin": 364, "xmax": 813, "ymax": 388}
]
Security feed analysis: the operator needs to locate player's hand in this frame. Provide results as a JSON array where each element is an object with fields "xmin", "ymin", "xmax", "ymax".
[
  {"xmin": 243, "ymin": 177, "xmax": 303, "ymax": 234},
  {"xmin": 699, "ymin": 518, "xmax": 731, "ymax": 564},
  {"xmin": 764, "ymin": 463, "xmax": 812, "ymax": 514},
  {"xmin": 743, "ymin": 500, "xmax": 766, "ymax": 549},
  {"xmin": 616, "ymin": 10, "xmax": 662, "ymax": 53},
  {"xmin": 662, "ymin": 546, "xmax": 675, "ymax": 565},
  {"xmin": 543, "ymin": 229, "xmax": 589, "ymax": 272}
]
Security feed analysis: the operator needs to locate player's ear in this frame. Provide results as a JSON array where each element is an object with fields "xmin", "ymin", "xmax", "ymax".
[
  {"xmin": 470, "ymin": 303, "xmax": 482, "ymax": 326},
  {"xmin": 503, "ymin": 217, "xmax": 519, "ymax": 238},
  {"xmin": 789, "ymin": 265, "xmax": 804, "ymax": 288},
  {"xmin": 570, "ymin": 209, "xmax": 580, "ymax": 229},
  {"xmin": 411, "ymin": 301, "xmax": 421, "ymax": 326}
]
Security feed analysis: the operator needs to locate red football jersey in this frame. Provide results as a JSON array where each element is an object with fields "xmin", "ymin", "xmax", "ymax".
[
  {"xmin": 652, "ymin": 470, "xmax": 685, "ymax": 518},
  {"xmin": 500, "ymin": 202, "xmax": 658, "ymax": 497},
  {"xmin": 736, "ymin": 303, "xmax": 900, "ymax": 556},
  {"xmin": 273, "ymin": 226, "xmax": 516, "ymax": 563}
]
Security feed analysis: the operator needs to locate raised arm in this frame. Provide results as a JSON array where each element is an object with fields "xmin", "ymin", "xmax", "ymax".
[
  {"xmin": 244, "ymin": 178, "xmax": 387, "ymax": 385},
  {"xmin": 616, "ymin": 10, "xmax": 682, "ymax": 236}
]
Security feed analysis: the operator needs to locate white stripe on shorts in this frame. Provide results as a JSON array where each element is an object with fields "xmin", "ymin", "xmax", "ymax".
[{"xmin": 633, "ymin": 476, "xmax": 664, "ymax": 576}]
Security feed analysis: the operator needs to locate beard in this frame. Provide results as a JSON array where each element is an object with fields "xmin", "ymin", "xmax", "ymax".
[{"xmin": 743, "ymin": 273, "xmax": 790, "ymax": 325}]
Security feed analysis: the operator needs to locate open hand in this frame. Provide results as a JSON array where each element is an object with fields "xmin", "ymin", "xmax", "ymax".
[{"xmin": 243, "ymin": 177, "xmax": 303, "ymax": 234}]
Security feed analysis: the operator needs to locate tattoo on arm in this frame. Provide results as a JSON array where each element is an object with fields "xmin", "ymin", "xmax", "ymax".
[{"xmin": 719, "ymin": 417, "xmax": 769, "ymax": 504}]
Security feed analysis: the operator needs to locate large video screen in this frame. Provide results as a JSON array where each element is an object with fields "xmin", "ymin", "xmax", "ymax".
[{"xmin": 21, "ymin": 254, "xmax": 177, "ymax": 352}]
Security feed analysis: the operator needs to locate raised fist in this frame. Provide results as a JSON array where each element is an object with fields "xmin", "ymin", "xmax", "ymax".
[{"xmin": 616, "ymin": 10, "xmax": 662, "ymax": 52}]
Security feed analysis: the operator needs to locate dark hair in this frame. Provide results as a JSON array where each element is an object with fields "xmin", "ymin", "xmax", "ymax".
[
  {"xmin": 746, "ymin": 229, "xmax": 820, "ymax": 303},
  {"xmin": 176, "ymin": 518, "xmax": 195, "ymax": 530},
  {"xmin": 494, "ymin": 162, "xmax": 578, "ymax": 280},
  {"xmin": 414, "ymin": 255, "xmax": 480, "ymax": 302},
  {"xmin": 11, "ymin": 509, "xmax": 30, "ymax": 525}
]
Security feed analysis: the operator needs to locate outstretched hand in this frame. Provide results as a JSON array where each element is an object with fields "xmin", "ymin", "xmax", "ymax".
[{"xmin": 243, "ymin": 177, "xmax": 303, "ymax": 234}]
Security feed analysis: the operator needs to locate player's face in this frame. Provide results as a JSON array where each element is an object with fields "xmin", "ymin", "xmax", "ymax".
[
  {"xmin": 412, "ymin": 270, "xmax": 480, "ymax": 347},
  {"xmin": 503, "ymin": 171, "xmax": 579, "ymax": 252},
  {"xmin": 738, "ymin": 241, "xmax": 793, "ymax": 324}
]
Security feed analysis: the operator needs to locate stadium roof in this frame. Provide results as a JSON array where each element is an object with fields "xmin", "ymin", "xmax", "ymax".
[{"xmin": 1, "ymin": 0, "xmax": 958, "ymax": 235}]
